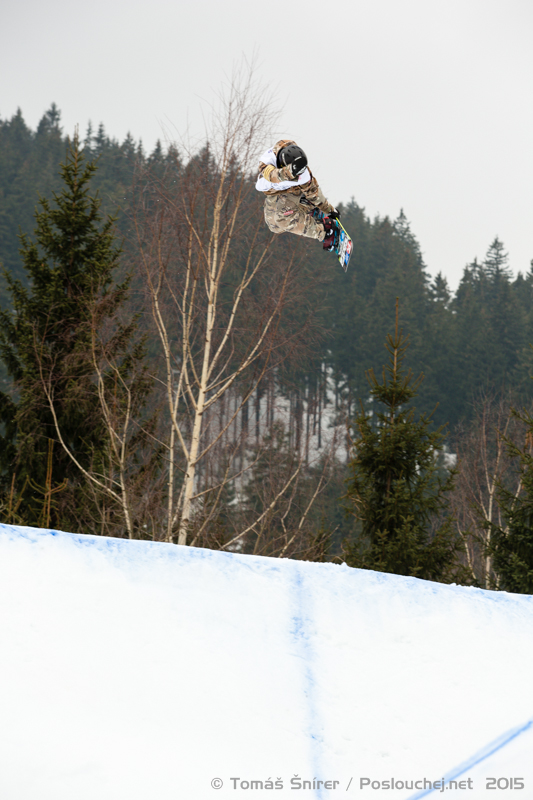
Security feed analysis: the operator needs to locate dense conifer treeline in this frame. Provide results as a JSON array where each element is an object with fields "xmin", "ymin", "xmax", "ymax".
[
  {"xmin": 316, "ymin": 206, "xmax": 533, "ymax": 431},
  {"xmin": 2, "ymin": 107, "xmax": 533, "ymax": 429}
]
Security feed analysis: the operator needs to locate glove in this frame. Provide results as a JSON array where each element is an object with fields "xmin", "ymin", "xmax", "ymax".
[
  {"xmin": 279, "ymin": 165, "xmax": 296, "ymax": 181},
  {"xmin": 328, "ymin": 208, "xmax": 341, "ymax": 221}
]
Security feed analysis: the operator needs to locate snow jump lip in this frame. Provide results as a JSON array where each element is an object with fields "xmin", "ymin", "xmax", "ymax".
[{"xmin": 1, "ymin": 523, "xmax": 533, "ymax": 799}]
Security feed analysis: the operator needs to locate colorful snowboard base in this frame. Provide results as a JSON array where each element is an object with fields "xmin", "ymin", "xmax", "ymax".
[
  {"xmin": 335, "ymin": 220, "xmax": 352, "ymax": 272},
  {"xmin": 311, "ymin": 208, "xmax": 353, "ymax": 272}
]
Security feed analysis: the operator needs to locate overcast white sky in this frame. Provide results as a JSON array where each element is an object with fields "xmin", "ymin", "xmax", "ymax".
[{"xmin": 2, "ymin": 0, "xmax": 532, "ymax": 288}]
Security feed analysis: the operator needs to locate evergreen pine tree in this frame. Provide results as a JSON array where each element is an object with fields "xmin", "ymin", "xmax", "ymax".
[
  {"xmin": 483, "ymin": 237, "xmax": 511, "ymax": 282},
  {"xmin": 344, "ymin": 302, "xmax": 461, "ymax": 582},
  {"xmin": 0, "ymin": 133, "xmax": 141, "ymax": 530},
  {"xmin": 393, "ymin": 209, "xmax": 426, "ymax": 271},
  {"xmin": 0, "ymin": 106, "xmax": 64, "ymax": 290}
]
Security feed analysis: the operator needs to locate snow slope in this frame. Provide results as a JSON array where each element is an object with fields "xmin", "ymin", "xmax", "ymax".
[{"xmin": 0, "ymin": 523, "xmax": 532, "ymax": 799}]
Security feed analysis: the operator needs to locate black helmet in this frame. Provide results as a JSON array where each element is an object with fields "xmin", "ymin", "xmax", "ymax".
[{"xmin": 276, "ymin": 144, "xmax": 308, "ymax": 177}]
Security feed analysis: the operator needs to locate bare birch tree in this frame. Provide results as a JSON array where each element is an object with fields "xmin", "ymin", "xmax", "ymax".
[
  {"xmin": 451, "ymin": 392, "xmax": 529, "ymax": 587},
  {"xmin": 31, "ymin": 65, "xmax": 337, "ymax": 549},
  {"xmin": 133, "ymin": 64, "xmax": 325, "ymax": 546},
  {"xmin": 38, "ymin": 301, "xmax": 160, "ymax": 539}
]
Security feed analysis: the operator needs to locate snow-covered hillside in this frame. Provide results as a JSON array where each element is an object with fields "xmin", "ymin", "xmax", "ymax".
[{"xmin": 1, "ymin": 523, "xmax": 532, "ymax": 799}]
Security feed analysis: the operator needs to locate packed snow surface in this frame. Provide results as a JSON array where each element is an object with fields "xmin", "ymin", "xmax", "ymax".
[{"xmin": 1, "ymin": 523, "xmax": 532, "ymax": 799}]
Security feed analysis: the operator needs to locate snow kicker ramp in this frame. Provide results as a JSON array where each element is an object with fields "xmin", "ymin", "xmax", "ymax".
[{"xmin": 1, "ymin": 524, "xmax": 532, "ymax": 800}]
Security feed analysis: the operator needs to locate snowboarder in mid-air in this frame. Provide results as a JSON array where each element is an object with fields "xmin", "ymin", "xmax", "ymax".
[{"xmin": 256, "ymin": 139, "xmax": 345, "ymax": 256}]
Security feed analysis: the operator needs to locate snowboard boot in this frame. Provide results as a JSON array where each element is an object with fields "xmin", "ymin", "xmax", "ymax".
[{"xmin": 322, "ymin": 218, "xmax": 340, "ymax": 252}]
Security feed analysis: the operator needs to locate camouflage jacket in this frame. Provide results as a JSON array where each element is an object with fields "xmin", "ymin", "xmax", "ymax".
[{"xmin": 256, "ymin": 139, "xmax": 335, "ymax": 214}]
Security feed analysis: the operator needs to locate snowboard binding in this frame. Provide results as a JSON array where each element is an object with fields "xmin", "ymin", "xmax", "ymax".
[
  {"xmin": 322, "ymin": 217, "xmax": 340, "ymax": 252},
  {"xmin": 310, "ymin": 208, "xmax": 352, "ymax": 271}
]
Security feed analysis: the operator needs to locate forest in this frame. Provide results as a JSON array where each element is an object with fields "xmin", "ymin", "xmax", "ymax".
[{"xmin": 1, "ymin": 91, "xmax": 533, "ymax": 593}]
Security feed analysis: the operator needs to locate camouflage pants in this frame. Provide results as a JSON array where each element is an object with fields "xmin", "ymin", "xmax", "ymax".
[{"xmin": 264, "ymin": 193, "xmax": 326, "ymax": 241}]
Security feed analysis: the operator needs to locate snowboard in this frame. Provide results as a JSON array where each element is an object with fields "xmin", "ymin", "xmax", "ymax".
[
  {"xmin": 312, "ymin": 209, "xmax": 353, "ymax": 271},
  {"xmin": 335, "ymin": 220, "xmax": 353, "ymax": 272}
]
